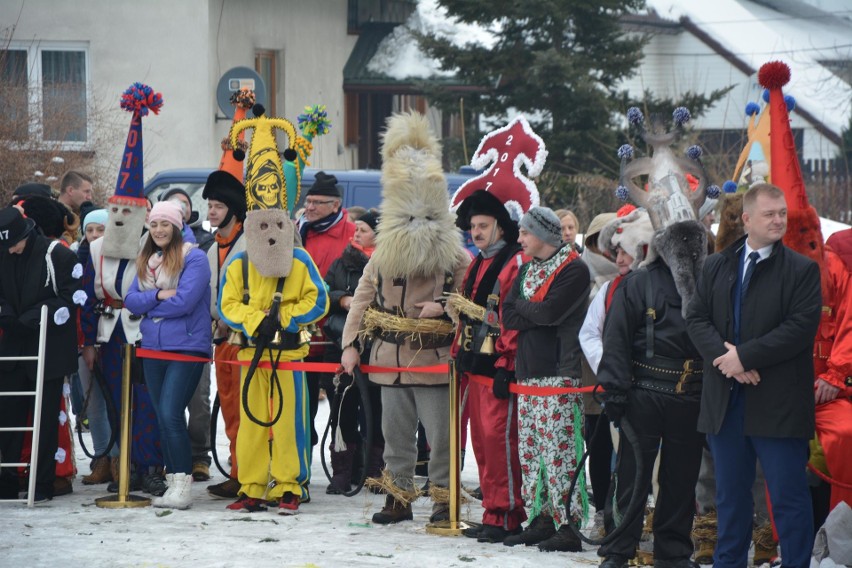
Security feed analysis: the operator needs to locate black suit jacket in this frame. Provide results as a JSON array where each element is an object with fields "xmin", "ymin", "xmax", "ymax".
[
  {"xmin": 686, "ymin": 235, "xmax": 821, "ymax": 438},
  {"xmin": 0, "ymin": 233, "xmax": 80, "ymax": 381}
]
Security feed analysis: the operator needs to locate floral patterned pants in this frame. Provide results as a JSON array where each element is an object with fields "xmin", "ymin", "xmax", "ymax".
[{"xmin": 518, "ymin": 376, "xmax": 588, "ymax": 527}]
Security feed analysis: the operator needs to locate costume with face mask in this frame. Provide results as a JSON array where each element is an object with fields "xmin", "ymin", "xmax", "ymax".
[
  {"xmin": 217, "ymin": 104, "xmax": 329, "ymax": 509},
  {"xmin": 81, "ymin": 83, "xmax": 164, "ymax": 473}
]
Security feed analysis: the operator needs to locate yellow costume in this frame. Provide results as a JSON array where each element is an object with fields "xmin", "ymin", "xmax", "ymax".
[{"xmin": 218, "ymin": 248, "xmax": 328, "ymax": 500}]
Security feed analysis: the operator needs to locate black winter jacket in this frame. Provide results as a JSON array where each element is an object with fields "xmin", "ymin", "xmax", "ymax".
[
  {"xmin": 686, "ymin": 235, "xmax": 821, "ymax": 438},
  {"xmin": 0, "ymin": 232, "xmax": 80, "ymax": 381},
  {"xmin": 324, "ymin": 244, "xmax": 369, "ymax": 347},
  {"xmin": 503, "ymin": 249, "xmax": 590, "ymax": 379},
  {"xmin": 597, "ymin": 259, "xmax": 702, "ymax": 394}
]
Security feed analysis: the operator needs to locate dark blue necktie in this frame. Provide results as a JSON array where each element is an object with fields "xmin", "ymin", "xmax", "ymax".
[{"xmin": 741, "ymin": 251, "xmax": 760, "ymax": 299}]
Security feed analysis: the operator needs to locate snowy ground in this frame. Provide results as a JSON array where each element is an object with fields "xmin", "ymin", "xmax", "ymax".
[{"xmin": 1, "ymin": 392, "xmax": 605, "ymax": 568}]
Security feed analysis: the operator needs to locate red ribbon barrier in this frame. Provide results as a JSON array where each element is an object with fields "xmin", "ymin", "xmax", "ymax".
[
  {"xmin": 135, "ymin": 348, "xmax": 598, "ymax": 395},
  {"xmin": 467, "ymin": 373, "xmax": 596, "ymax": 395}
]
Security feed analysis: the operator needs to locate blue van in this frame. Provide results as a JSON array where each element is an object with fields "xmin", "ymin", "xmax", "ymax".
[{"xmin": 144, "ymin": 167, "xmax": 478, "ymax": 223}]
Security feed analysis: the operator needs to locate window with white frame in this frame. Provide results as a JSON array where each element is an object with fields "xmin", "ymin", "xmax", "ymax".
[{"xmin": 0, "ymin": 44, "xmax": 89, "ymax": 145}]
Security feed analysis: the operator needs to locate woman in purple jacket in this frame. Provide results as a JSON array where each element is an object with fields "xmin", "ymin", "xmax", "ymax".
[{"xmin": 125, "ymin": 201, "xmax": 212, "ymax": 510}]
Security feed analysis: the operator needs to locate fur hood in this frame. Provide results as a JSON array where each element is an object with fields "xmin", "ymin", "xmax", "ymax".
[
  {"xmin": 599, "ymin": 208, "xmax": 655, "ymax": 271},
  {"xmin": 371, "ymin": 111, "xmax": 468, "ymax": 279},
  {"xmin": 646, "ymin": 220, "xmax": 707, "ymax": 316}
]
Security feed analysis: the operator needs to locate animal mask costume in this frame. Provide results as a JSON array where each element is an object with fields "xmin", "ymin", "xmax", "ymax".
[
  {"xmin": 371, "ymin": 111, "xmax": 469, "ymax": 279},
  {"xmin": 615, "ymin": 106, "xmax": 714, "ymax": 314},
  {"xmin": 102, "ymin": 83, "xmax": 162, "ymax": 259},
  {"xmin": 599, "ymin": 208, "xmax": 655, "ymax": 271}
]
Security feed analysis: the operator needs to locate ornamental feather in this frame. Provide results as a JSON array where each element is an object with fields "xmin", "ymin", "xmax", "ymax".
[
  {"xmin": 615, "ymin": 185, "xmax": 630, "ymax": 201},
  {"xmin": 686, "ymin": 145, "xmax": 703, "ymax": 160},
  {"xmin": 230, "ymin": 88, "xmax": 255, "ymax": 110},
  {"xmin": 119, "ymin": 83, "xmax": 163, "ymax": 116},
  {"xmin": 706, "ymin": 185, "xmax": 721, "ymax": 199},
  {"xmin": 297, "ymin": 104, "xmax": 332, "ymax": 138},
  {"xmin": 673, "ymin": 107, "xmax": 691, "ymax": 126},
  {"xmin": 617, "ymin": 144, "xmax": 634, "ymax": 159},
  {"xmin": 627, "ymin": 107, "xmax": 644, "ymax": 126},
  {"xmin": 758, "ymin": 61, "xmax": 791, "ymax": 90}
]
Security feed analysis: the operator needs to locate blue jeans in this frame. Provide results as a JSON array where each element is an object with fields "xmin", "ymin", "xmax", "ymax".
[
  {"xmin": 142, "ymin": 356, "xmax": 204, "ymax": 474},
  {"xmin": 707, "ymin": 385, "xmax": 813, "ymax": 568}
]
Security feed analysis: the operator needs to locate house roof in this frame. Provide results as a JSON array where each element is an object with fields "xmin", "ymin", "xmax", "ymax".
[
  {"xmin": 641, "ymin": 0, "xmax": 852, "ymax": 145},
  {"xmin": 343, "ymin": 22, "xmax": 479, "ymax": 93}
]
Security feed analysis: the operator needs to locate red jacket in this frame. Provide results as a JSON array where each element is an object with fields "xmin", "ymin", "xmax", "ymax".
[
  {"xmin": 815, "ymin": 250, "xmax": 852, "ymax": 391},
  {"xmin": 302, "ymin": 212, "xmax": 356, "ymax": 278},
  {"xmin": 826, "ymin": 228, "xmax": 852, "ymax": 272}
]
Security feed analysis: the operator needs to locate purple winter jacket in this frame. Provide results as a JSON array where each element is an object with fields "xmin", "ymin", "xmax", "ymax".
[{"xmin": 125, "ymin": 247, "xmax": 212, "ymax": 357}]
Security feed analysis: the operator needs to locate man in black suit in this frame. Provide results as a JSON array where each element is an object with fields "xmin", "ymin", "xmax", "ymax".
[
  {"xmin": 686, "ymin": 183, "xmax": 821, "ymax": 568},
  {"xmin": 0, "ymin": 207, "xmax": 81, "ymax": 502}
]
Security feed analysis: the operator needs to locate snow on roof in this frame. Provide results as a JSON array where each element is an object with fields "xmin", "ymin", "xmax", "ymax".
[
  {"xmin": 643, "ymin": 0, "xmax": 852, "ymax": 135},
  {"xmin": 366, "ymin": 0, "xmax": 497, "ymax": 80}
]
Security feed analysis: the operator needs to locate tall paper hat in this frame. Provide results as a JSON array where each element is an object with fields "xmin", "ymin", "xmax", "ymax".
[
  {"xmin": 112, "ymin": 83, "xmax": 163, "ymax": 206},
  {"xmin": 758, "ymin": 61, "xmax": 824, "ymax": 262},
  {"xmin": 230, "ymin": 104, "xmax": 301, "ymax": 212},
  {"xmin": 218, "ymin": 88, "xmax": 255, "ymax": 183},
  {"xmin": 450, "ymin": 116, "xmax": 545, "ymax": 221},
  {"xmin": 731, "ymin": 99, "xmax": 771, "ymax": 189},
  {"xmin": 758, "ymin": 61, "xmax": 808, "ymax": 212}
]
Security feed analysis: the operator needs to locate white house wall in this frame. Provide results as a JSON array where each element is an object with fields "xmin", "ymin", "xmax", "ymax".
[
  {"xmin": 622, "ymin": 30, "xmax": 840, "ymax": 162},
  {"xmin": 5, "ymin": 0, "xmax": 353, "ymax": 192}
]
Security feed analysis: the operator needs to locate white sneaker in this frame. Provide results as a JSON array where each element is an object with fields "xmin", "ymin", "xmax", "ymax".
[{"xmin": 152, "ymin": 473, "xmax": 175, "ymax": 508}]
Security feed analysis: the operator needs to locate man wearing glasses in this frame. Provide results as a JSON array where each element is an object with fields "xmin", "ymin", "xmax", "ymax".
[{"xmin": 296, "ymin": 172, "xmax": 356, "ymax": 472}]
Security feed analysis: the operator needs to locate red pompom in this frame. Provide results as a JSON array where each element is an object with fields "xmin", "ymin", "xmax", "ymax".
[
  {"xmin": 617, "ymin": 204, "xmax": 637, "ymax": 218},
  {"xmin": 758, "ymin": 61, "xmax": 791, "ymax": 90}
]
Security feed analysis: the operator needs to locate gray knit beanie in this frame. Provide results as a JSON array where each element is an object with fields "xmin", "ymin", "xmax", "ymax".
[{"xmin": 520, "ymin": 206, "xmax": 563, "ymax": 248}]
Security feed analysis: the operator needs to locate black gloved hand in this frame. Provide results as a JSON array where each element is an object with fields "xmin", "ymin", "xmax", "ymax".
[
  {"xmin": 604, "ymin": 392, "xmax": 628, "ymax": 428},
  {"xmin": 492, "ymin": 368, "xmax": 516, "ymax": 400},
  {"xmin": 255, "ymin": 312, "xmax": 280, "ymax": 342}
]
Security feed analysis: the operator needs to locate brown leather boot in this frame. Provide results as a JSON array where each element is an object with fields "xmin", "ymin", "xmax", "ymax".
[
  {"xmin": 371, "ymin": 495, "xmax": 413, "ymax": 524},
  {"xmin": 82, "ymin": 456, "xmax": 113, "ymax": 485}
]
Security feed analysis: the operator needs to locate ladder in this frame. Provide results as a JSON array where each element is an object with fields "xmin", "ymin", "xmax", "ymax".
[{"xmin": 0, "ymin": 305, "xmax": 49, "ymax": 508}]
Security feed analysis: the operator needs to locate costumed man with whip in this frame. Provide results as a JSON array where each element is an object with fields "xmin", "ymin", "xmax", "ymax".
[
  {"xmin": 447, "ymin": 117, "xmax": 545, "ymax": 543},
  {"xmin": 218, "ymin": 103, "xmax": 328, "ymax": 514},
  {"xmin": 340, "ymin": 111, "xmax": 470, "ymax": 525},
  {"xmin": 595, "ymin": 106, "xmax": 713, "ymax": 568}
]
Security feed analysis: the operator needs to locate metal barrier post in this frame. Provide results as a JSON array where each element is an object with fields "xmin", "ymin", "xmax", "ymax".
[
  {"xmin": 95, "ymin": 343, "xmax": 150, "ymax": 508},
  {"xmin": 426, "ymin": 360, "xmax": 473, "ymax": 536}
]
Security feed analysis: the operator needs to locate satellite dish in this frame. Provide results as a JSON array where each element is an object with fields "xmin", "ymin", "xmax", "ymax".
[{"xmin": 216, "ymin": 67, "xmax": 267, "ymax": 119}]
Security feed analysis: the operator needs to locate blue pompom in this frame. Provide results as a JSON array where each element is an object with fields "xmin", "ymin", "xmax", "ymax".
[
  {"xmin": 745, "ymin": 102, "xmax": 760, "ymax": 117},
  {"xmin": 617, "ymin": 144, "xmax": 634, "ymax": 159},
  {"xmin": 762, "ymin": 89, "xmax": 770, "ymax": 103},
  {"xmin": 706, "ymin": 185, "xmax": 721, "ymax": 199},
  {"xmin": 673, "ymin": 107, "xmax": 691, "ymax": 126},
  {"xmin": 686, "ymin": 145, "xmax": 703, "ymax": 160},
  {"xmin": 723, "ymin": 180, "xmax": 738, "ymax": 193},
  {"xmin": 784, "ymin": 95, "xmax": 796, "ymax": 111},
  {"xmin": 627, "ymin": 107, "xmax": 644, "ymax": 126},
  {"xmin": 615, "ymin": 185, "xmax": 630, "ymax": 201}
]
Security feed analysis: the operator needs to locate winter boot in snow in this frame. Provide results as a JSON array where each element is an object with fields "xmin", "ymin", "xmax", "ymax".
[
  {"xmin": 326, "ymin": 443, "xmax": 356, "ymax": 495},
  {"xmin": 164, "ymin": 473, "xmax": 192, "ymax": 510},
  {"xmin": 152, "ymin": 473, "xmax": 175, "ymax": 508},
  {"xmin": 82, "ymin": 456, "xmax": 112, "ymax": 485},
  {"xmin": 503, "ymin": 514, "xmax": 556, "ymax": 547},
  {"xmin": 372, "ymin": 494, "xmax": 413, "ymax": 524}
]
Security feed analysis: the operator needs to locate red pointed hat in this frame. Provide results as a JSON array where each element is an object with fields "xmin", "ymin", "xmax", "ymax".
[
  {"xmin": 450, "ymin": 116, "xmax": 546, "ymax": 221},
  {"xmin": 757, "ymin": 61, "xmax": 808, "ymax": 212}
]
